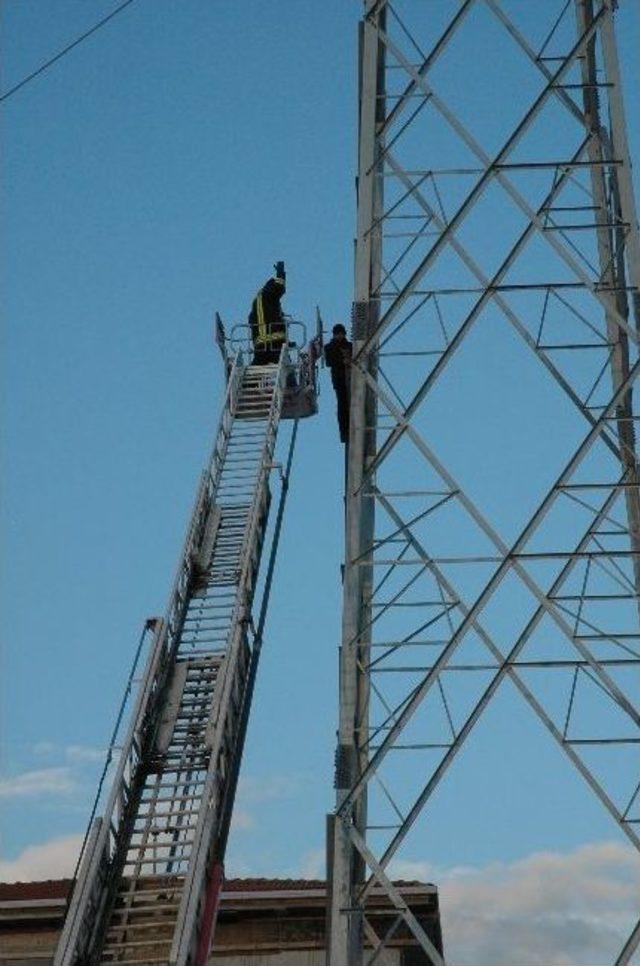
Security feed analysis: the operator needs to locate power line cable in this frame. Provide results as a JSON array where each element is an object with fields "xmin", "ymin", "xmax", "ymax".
[{"xmin": 0, "ymin": 0, "xmax": 138, "ymax": 104}]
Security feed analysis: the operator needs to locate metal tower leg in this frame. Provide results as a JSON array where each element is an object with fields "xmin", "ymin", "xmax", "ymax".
[
  {"xmin": 328, "ymin": 1, "xmax": 640, "ymax": 963},
  {"xmin": 327, "ymin": 5, "xmax": 384, "ymax": 964}
]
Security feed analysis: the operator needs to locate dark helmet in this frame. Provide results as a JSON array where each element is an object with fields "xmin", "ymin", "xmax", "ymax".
[{"xmin": 333, "ymin": 323, "xmax": 347, "ymax": 336}]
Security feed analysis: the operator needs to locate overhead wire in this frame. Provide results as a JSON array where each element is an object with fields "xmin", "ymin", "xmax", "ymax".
[{"xmin": 0, "ymin": 0, "xmax": 139, "ymax": 104}]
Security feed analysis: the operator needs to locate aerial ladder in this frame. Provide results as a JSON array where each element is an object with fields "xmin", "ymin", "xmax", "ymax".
[{"xmin": 54, "ymin": 318, "xmax": 320, "ymax": 965}]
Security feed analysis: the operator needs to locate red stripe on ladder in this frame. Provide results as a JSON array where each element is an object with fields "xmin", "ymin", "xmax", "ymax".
[{"xmin": 195, "ymin": 861, "xmax": 224, "ymax": 966}]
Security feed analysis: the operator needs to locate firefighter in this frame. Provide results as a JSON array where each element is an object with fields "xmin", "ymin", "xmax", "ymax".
[
  {"xmin": 249, "ymin": 261, "xmax": 287, "ymax": 364},
  {"xmin": 324, "ymin": 323, "xmax": 352, "ymax": 444}
]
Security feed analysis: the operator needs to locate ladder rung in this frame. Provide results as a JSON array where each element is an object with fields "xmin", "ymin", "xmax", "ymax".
[
  {"xmin": 135, "ymin": 806, "xmax": 199, "ymax": 821},
  {"xmin": 111, "ymin": 905, "xmax": 181, "ymax": 919},
  {"xmin": 107, "ymin": 920, "xmax": 178, "ymax": 937},
  {"xmin": 151, "ymin": 760, "xmax": 208, "ymax": 771},
  {"xmin": 101, "ymin": 937, "xmax": 173, "ymax": 950},
  {"xmin": 132, "ymin": 825, "xmax": 197, "ymax": 840},
  {"xmin": 115, "ymin": 884, "xmax": 184, "ymax": 899},
  {"xmin": 129, "ymin": 828, "xmax": 196, "ymax": 841},
  {"xmin": 139, "ymin": 792, "xmax": 204, "ymax": 803},
  {"xmin": 126, "ymin": 844, "xmax": 195, "ymax": 862},
  {"xmin": 101, "ymin": 958, "xmax": 168, "ymax": 964},
  {"xmin": 173, "ymin": 712, "xmax": 212, "ymax": 722},
  {"xmin": 140, "ymin": 789, "xmax": 205, "ymax": 803}
]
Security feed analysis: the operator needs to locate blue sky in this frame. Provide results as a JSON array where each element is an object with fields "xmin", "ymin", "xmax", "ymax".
[
  {"xmin": 2, "ymin": 0, "xmax": 355, "ymax": 869},
  {"xmin": 2, "ymin": 2, "xmax": 640, "ymax": 963}
]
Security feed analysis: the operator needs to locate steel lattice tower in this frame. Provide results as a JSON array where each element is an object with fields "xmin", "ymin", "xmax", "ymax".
[{"xmin": 327, "ymin": 1, "xmax": 640, "ymax": 963}]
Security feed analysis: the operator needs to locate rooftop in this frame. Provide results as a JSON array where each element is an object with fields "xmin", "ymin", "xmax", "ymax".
[{"xmin": 0, "ymin": 877, "xmax": 442, "ymax": 964}]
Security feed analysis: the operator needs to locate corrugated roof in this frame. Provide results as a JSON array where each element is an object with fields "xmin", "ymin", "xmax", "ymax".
[
  {"xmin": 222, "ymin": 878, "xmax": 325, "ymax": 892},
  {"xmin": 0, "ymin": 876, "xmax": 430, "ymax": 903}
]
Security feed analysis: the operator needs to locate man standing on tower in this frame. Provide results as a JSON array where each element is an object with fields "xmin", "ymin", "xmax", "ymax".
[
  {"xmin": 324, "ymin": 323, "xmax": 352, "ymax": 444},
  {"xmin": 249, "ymin": 261, "xmax": 287, "ymax": 364}
]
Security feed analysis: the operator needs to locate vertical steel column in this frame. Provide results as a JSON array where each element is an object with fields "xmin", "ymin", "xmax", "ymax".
[
  {"xmin": 575, "ymin": 0, "xmax": 640, "ymax": 613},
  {"xmin": 327, "ymin": 3, "xmax": 385, "ymax": 962}
]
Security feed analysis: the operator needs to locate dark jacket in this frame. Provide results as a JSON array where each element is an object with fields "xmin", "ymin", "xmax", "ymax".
[
  {"xmin": 324, "ymin": 336, "xmax": 352, "ymax": 389},
  {"xmin": 249, "ymin": 272, "xmax": 286, "ymax": 349}
]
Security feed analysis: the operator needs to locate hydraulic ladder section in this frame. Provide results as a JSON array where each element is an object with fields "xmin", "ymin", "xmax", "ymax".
[{"xmin": 55, "ymin": 350, "xmax": 303, "ymax": 966}]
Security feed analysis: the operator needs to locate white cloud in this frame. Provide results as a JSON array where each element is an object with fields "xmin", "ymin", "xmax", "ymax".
[
  {"xmin": 231, "ymin": 809, "xmax": 255, "ymax": 832},
  {"xmin": 31, "ymin": 742, "xmax": 106, "ymax": 764},
  {"xmin": 236, "ymin": 774, "xmax": 301, "ymax": 804},
  {"xmin": 299, "ymin": 848, "xmax": 324, "ymax": 879},
  {"xmin": 0, "ymin": 835, "xmax": 82, "ymax": 881},
  {"xmin": 0, "ymin": 768, "xmax": 75, "ymax": 800},
  {"xmin": 32, "ymin": 741, "xmax": 56, "ymax": 756},
  {"xmin": 65, "ymin": 745, "xmax": 105, "ymax": 764},
  {"xmin": 390, "ymin": 841, "xmax": 640, "ymax": 966},
  {"xmin": 230, "ymin": 773, "xmax": 302, "ymax": 835},
  {"xmin": 5, "ymin": 831, "xmax": 637, "ymax": 966}
]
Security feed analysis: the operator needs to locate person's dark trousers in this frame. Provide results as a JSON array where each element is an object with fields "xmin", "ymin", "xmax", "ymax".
[
  {"xmin": 252, "ymin": 347, "xmax": 281, "ymax": 365},
  {"xmin": 333, "ymin": 374, "xmax": 350, "ymax": 443}
]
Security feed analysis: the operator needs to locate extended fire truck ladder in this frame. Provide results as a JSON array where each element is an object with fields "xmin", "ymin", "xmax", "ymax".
[{"xmin": 55, "ymin": 331, "xmax": 319, "ymax": 966}]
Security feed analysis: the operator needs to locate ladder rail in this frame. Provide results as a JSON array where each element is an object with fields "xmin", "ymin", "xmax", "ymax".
[
  {"xmin": 55, "ymin": 357, "xmax": 245, "ymax": 965},
  {"xmin": 54, "ymin": 819, "xmax": 104, "ymax": 965},
  {"xmin": 217, "ymin": 417, "xmax": 300, "ymax": 861},
  {"xmin": 206, "ymin": 359, "xmax": 242, "ymax": 489},
  {"xmin": 55, "ymin": 342, "xmax": 311, "ymax": 965},
  {"xmin": 169, "ymin": 353, "xmax": 288, "ymax": 964},
  {"xmin": 54, "ymin": 616, "xmax": 169, "ymax": 966}
]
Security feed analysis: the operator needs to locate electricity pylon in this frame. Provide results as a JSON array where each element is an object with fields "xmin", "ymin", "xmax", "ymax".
[{"xmin": 328, "ymin": 2, "xmax": 640, "ymax": 962}]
